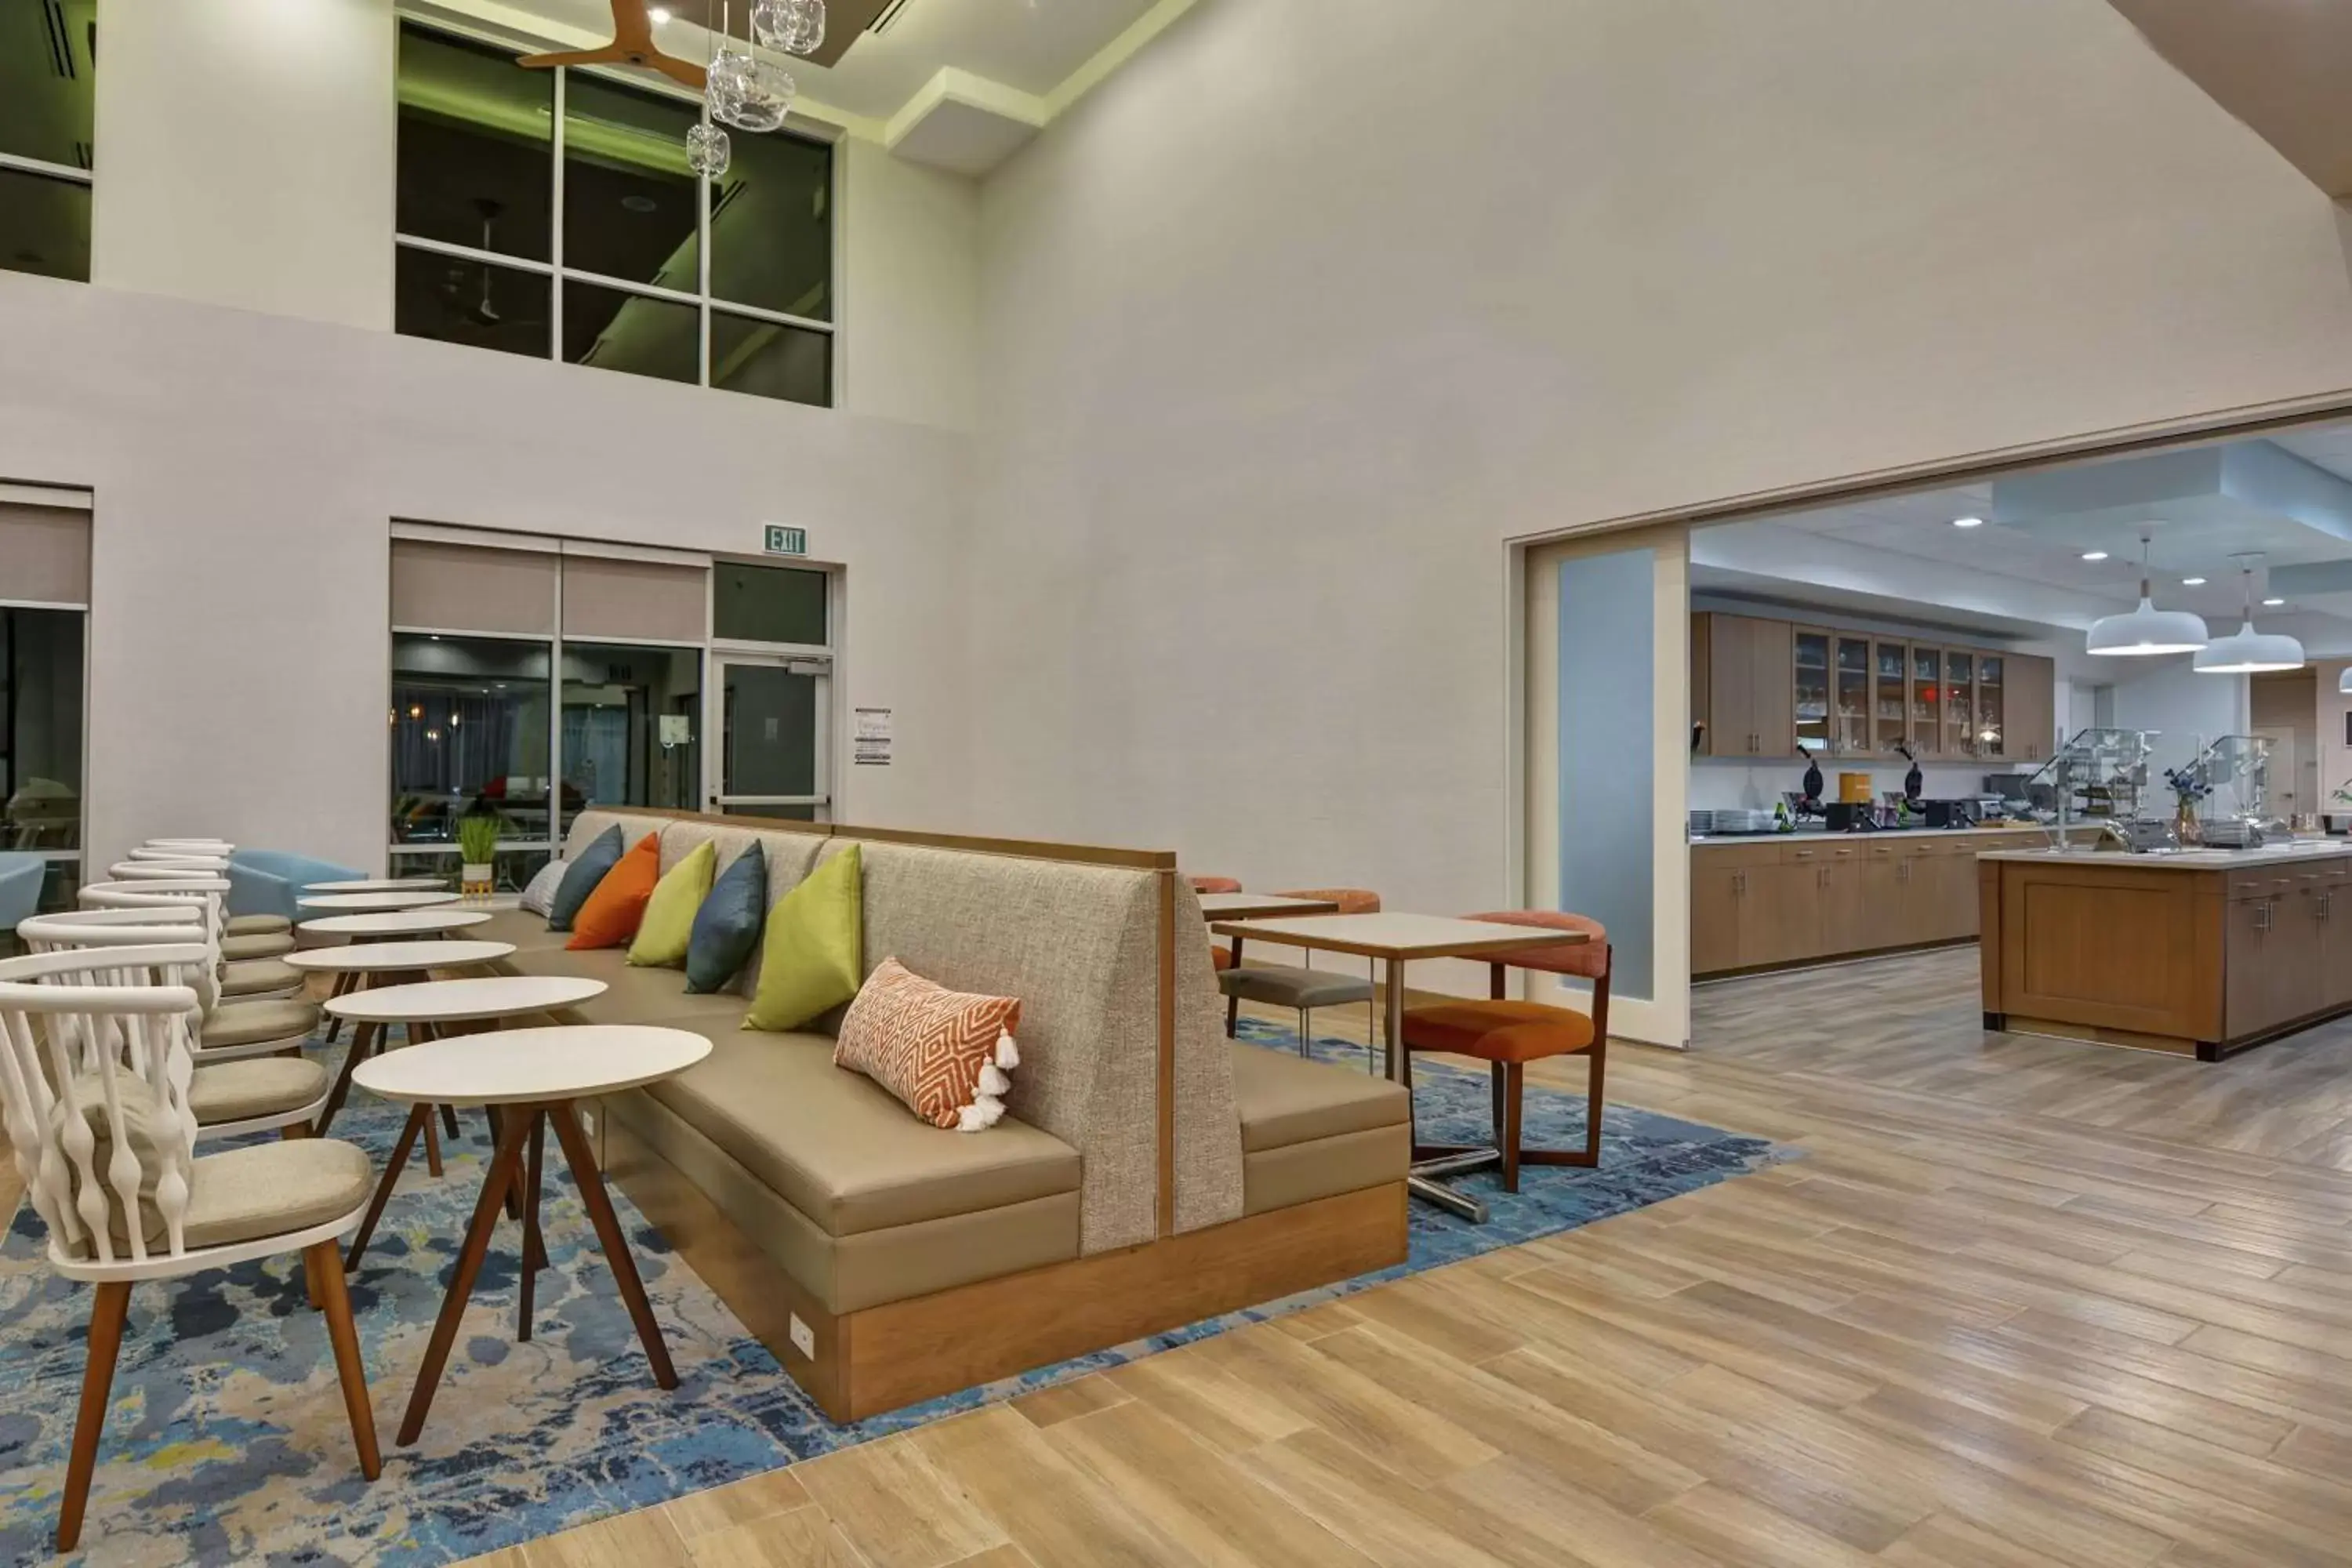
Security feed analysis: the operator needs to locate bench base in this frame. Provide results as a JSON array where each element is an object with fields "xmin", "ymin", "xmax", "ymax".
[{"xmin": 602, "ymin": 1116, "xmax": 1409, "ymax": 1422}]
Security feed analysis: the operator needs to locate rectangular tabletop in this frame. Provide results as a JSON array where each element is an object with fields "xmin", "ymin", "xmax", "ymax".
[
  {"xmin": 1208, "ymin": 913, "xmax": 1585, "ymax": 961},
  {"xmin": 1196, "ymin": 892, "xmax": 1341, "ymax": 920}
]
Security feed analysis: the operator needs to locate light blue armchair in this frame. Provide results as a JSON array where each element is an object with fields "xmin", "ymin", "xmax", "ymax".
[
  {"xmin": 227, "ymin": 849, "xmax": 369, "ymax": 924},
  {"xmin": 0, "ymin": 853, "xmax": 46, "ymax": 953}
]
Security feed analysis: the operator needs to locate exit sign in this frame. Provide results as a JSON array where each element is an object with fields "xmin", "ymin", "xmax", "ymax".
[{"xmin": 764, "ymin": 525, "xmax": 808, "ymax": 557}]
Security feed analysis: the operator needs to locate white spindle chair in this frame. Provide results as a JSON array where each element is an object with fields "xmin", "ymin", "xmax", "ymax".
[
  {"xmin": 137, "ymin": 839, "xmax": 234, "ymax": 857},
  {"xmin": 82, "ymin": 878, "xmax": 303, "ymax": 1001},
  {"xmin": 131, "ymin": 843, "xmax": 295, "ymax": 940},
  {"xmin": 0, "ymin": 946, "xmax": 379, "ymax": 1551},
  {"xmin": 16, "ymin": 913, "xmax": 332, "ymax": 1139},
  {"xmin": 106, "ymin": 862, "xmax": 296, "ymax": 960},
  {"xmin": 78, "ymin": 884, "xmax": 319, "ymax": 1050}
]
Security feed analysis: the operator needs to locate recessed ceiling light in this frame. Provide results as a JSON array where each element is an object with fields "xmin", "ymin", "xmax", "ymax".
[
  {"xmin": 2182, "ymin": 576, "xmax": 2207, "ymax": 586},
  {"xmin": 2081, "ymin": 550, "xmax": 2109, "ymax": 562},
  {"xmin": 1951, "ymin": 516, "xmax": 1984, "ymax": 529},
  {"xmin": 2264, "ymin": 597, "xmax": 2286, "ymax": 607},
  {"xmin": 648, "ymin": 5, "xmax": 673, "ymax": 20}
]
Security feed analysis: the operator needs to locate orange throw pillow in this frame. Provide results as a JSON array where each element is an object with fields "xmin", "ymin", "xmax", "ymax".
[
  {"xmin": 834, "ymin": 958, "xmax": 1022, "ymax": 1131},
  {"xmin": 565, "ymin": 832, "xmax": 662, "ymax": 950}
]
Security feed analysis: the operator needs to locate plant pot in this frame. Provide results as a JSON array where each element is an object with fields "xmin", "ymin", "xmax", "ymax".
[{"xmin": 461, "ymin": 862, "xmax": 495, "ymax": 902}]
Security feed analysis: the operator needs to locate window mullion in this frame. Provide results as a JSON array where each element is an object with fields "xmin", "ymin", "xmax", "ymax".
[
  {"xmin": 550, "ymin": 64, "xmax": 567, "ymax": 362},
  {"xmin": 699, "ymin": 156, "xmax": 713, "ymax": 387}
]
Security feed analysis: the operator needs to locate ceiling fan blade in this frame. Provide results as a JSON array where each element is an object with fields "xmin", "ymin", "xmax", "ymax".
[
  {"xmin": 516, "ymin": 45, "xmax": 622, "ymax": 70},
  {"xmin": 646, "ymin": 51, "xmax": 710, "ymax": 91}
]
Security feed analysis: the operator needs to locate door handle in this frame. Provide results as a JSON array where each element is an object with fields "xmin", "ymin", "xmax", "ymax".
[{"xmin": 2256, "ymin": 898, "xmax": 2274, "ymax": 932}]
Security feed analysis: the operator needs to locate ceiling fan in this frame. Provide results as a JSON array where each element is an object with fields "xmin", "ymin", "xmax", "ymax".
[{"xmin": 518, "ymin": 0, "xmax": 707, "ymax": 90}]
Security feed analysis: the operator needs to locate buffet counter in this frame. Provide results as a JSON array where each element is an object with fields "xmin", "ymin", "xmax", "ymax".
[{"xmin": 1978, "ymin": 841, "xmax": 2352, "ymax": 1058}]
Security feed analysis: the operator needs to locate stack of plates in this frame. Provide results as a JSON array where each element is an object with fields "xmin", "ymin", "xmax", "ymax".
[{"xmin": 1688, "ymin": 809, "xmax": 1716, "ymax": 835}]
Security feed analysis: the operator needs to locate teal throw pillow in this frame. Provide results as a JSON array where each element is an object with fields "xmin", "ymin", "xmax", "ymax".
[
  {"xmin": 685, "ymin": 841, "xmax": 768, "ymax": 993},
  {"xmin": 546, "ymin": 826, "xmax": 623, "ymax": 932}
]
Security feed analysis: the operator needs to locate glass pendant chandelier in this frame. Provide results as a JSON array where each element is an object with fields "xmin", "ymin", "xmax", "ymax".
[
  {"xmin": 2194, "ymin": 555, "xmax": 2305, "ymax": 674},
  {"xmin": 2085, "ymin": 528, "xmax": 2209, "ymax": 656},
  {"xmin": 707, "ymin": 0, "xmax": 810, "ymax": 136}
]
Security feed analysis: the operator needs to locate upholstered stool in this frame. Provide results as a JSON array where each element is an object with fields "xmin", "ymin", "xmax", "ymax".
[
  {"xmin": 1399, "ymin": 910, "xmax": 1608, "ymax": 1192},
  {"xmin": 1220, "ymin": 887, "xmax": 1382, "ymax": 1060}
]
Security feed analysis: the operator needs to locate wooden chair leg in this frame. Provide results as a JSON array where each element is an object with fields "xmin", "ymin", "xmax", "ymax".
[
  {"xmin": 58, "ymin": 1281, "xmax": 132, "ymax": 1552},
  {"xmin": 1490, "ymin": 1062, "xmax": 1505, "ymax": 1149},
  {"xmin": 307, "ymin": 1241, "xmax": 383, "ymax": 1480},
  {"xmin": 1501, "ymin": 1062, "xmax": 1524, "ymax": 1193},
  {"xmin": 1584, "ymin": 1034, "xmax": 1606, "ymax": 1163}
]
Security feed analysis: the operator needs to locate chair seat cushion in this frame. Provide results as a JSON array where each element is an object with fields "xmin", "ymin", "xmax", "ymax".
[
  {"xmin": 1218, "ymin": 966, "xmax": 1374, "ymax": 1011},
  {"xmin": 641, "ymin": 1022, "xmax": 1080, "ymax": 1237},
  {"xmin": 201, "ymin": 998, "xmax": 320, "ymax": 1050},
  {"xmin": 183, "ymin": 1138, "xmax": 373, "ymax": 1250},
  {"xmin": 1210, "ymin": 946, "xmax": 1235, "ymax": 971},
  {"xmin": 220, "ymin": 958, "xmax": 302, "ymax": 997},
  {"xmin": 1227, "ymin": 1041, "xmax": 1410, "ymax": 1152},
  {"xmin": 225, "ymin": 914, "xmax": 292, "ymax": 938},
  {"xmin": 1401, "ymin": 998, "xmax": 1595, "ymax": 1063},
  {"xmin": 222, "ymin": 931, "xmax": 296, "ymax": 962},
  {"xmin": 189, "ymin": 1056, "xmax": 330, "ymax": 1123}
]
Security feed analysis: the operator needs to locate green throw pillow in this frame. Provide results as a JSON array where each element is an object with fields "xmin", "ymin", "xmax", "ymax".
[
  {"xmin": 627, "ymin": 840, "xmax": 716, "ymax": 968},
  {"xmin": 743, "ymin": 843, "xmax": 863, "ymax": 1032}
]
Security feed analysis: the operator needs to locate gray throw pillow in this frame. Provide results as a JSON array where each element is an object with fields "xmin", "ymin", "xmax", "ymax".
[
  {"xmin": 546, "ymin": 827, "xmax": 623, "ymax": 931},
  {"xmin": 520, "ymin": 858, "xmax": 569, "ymax": 916}
]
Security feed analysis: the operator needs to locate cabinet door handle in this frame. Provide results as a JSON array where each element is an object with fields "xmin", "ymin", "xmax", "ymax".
[{"xmin": 2256, "ymin": 898, "xmax": 2274, "ymax": 932}]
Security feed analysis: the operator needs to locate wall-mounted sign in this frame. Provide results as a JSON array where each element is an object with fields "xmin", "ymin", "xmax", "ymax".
[
  {"xmin": 763, "ymin": 524, "xmax": 808, "ymax": 557},
  {"xmin": 854, "ymin": 707, "xmax": 893, "ymax": 767},
  {"xmin": 658, "ymin": 714, "xmax": 692, "ymax": 748}
]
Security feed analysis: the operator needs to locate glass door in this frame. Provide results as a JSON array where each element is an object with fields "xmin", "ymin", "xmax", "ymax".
[
  {"xmin": 1976, "ymin": 655, "xmax": 2005, "ymax": 758},
  {"xmin": 1793, "ymin": 630, "xmax": 1831, "ymax": 753},
  {"xmin": 1872, "ymin": 641, "xmax": 1907, "ymax": 756},
  {"xmin": 1944, "ymin": 651, "xmax": 1975, "ymax": 757},
  {"xmin": 1834, "ymin": 635, "xmax": 1870, "ymax": 753},
  {"xmin": 1911, "ymin": 645, "xmax": 1942, "ymax": 757},
  {"xmin": 708, "ymin": 654, "xmax": 831, "ymax": 820}
]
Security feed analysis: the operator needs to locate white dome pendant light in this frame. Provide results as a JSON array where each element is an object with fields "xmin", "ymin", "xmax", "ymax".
[
  {"xmin": 2195, "ymin": 554, "xmax": 2304, "ymax": 674},
  {"xmin": 2085, "ymin": 528, "xmax": 2209, "ymax": 656},
  {"xmin": 2339, "ymin": 666, "xmax": 2352, "ymax": 695}
]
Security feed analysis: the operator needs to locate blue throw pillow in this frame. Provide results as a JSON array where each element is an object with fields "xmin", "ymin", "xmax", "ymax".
[
  {"xmin": 685, "ymin": 841, "xmax": 767, "ymax": 993},
  {"xmin": 546, "ymin": 826, "xmax": 624, "ymax": 932}
]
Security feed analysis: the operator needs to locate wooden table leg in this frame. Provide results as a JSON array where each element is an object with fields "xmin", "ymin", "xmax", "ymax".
[
  {"xmin": 550, "ymin": 1099, "xmax": 677, "ymax": 1388},
  {"xmin": 519, "ymin": 1110, "xmax": 546, "ymax": 1341},
  {"xmin": 397, "ymin": 1105, "xmax": 532, "ymax": 1446},
  {"xmin": 345, "ymin": 1103, "xmax": 428, "ymax": 1272},
  {"xmin": 56, "ymin": 1280, "xmax": 131, "ymax": 1553},
  {"xmin": 317, "ymin": 1017, "xmax": 380, "ymax": 1135},
  {"xmin": 322, "ymin": 969, "xmax": 356, "ymax": 1043},
  {"xmin": 408, "ymin": 1021, "xmax": 444, "ymax": 1176}
]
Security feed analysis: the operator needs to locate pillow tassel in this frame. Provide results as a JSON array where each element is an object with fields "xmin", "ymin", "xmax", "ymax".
[
  {"xmin": 956, "ymin": 1097, "xmax": 1005, "ymax": 1133},
  {"xmin": 978, "ymin": 1062, "xmax": 1010, "ymax": 1096},
  {"xmin": 994, "ymin": 1030, "xmax": 1020, "ymax": 1069}
]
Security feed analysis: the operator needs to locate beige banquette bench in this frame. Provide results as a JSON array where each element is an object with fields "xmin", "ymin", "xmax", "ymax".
[{"xmin": 468, "ymin": 808, "xmax": 1409, "ymax": 1419}]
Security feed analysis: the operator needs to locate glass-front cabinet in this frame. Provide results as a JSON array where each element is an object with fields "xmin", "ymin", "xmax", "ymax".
[
  {"xmin": 1975, "ymin": 656, "xmax": 2005, "ymax": 757},
  {"xmin": 1834, "ymin": 636, "xmax": 1871, "ymax": 753},
  {"xmin": 1944, "ymin": 652, "xmax": 1975, "ymax": 758},
  {"xmin": 1794, "ymin": 630, "xmax": 1831, "ymax": 753},
  {"xmin": 1911, "ymin": 645, "xmax": 1944, "ymax": 758},
  {"xmin": 1873, "ymin": 641, "xmax": 1908, "ymax": 754}
]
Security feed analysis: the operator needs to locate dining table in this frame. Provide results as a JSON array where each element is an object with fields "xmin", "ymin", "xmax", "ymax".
[{"xmin": 1207, "ymin": 912, "xmax": 1589, "ymax": 1222}]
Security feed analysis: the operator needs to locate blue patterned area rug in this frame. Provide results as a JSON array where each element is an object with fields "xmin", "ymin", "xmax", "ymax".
[{"xmin": 0, "ymin": 1025, "xmax": 1788, "ymax": 1565}]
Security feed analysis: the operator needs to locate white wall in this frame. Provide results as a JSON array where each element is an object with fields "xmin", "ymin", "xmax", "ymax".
[
  {"xmin": 2108, "ymin": 658, "xmax": 2249, "ymax": 782},
  {"xmin": 840, "ymin": 139, "xmax": 981, "ymax": 431},
  {"xmin": 0, "ymin": 272, "xmax": 976, "ymax": 874},
  {"xmin": 93, "ymin": 0, "xmax": 397, "ymax": 332},
  {"xmin": 968, "ymin": 0, "xmax": 2352, "ymax": 950}
]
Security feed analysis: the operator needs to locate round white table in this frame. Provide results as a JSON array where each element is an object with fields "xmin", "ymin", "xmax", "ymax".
[
  {"xmin": 298, "ymin": 891, "xmax": 460, "ymax": 912},
  {"xmin": 326, "ymin": 975, "xmax": 607, "ymax": 1174},
  {"xmin": 299, "ymin": 909, "xmax": 492, "ymax": 938},
  {"xmin": 303, "ymin": 877, "xmax": 450, "ymax": 893},
  {"xmin": 286, "ymin": 940, "xmax": 521, "ymax": 1131},
  {"xmin": 349, "ymin": 1024, "xmax": 710, "ymax": 1446}
]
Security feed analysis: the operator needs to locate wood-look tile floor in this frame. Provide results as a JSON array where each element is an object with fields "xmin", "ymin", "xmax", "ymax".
[{"xmin": 44, "ymin": 945, "xmax": 2352, "ymax": 1567}]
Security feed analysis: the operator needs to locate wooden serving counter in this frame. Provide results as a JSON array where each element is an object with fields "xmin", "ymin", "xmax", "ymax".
[{"xmin": 1978, "ymin": 843, "xmax": 2352, "ymax": 1059}]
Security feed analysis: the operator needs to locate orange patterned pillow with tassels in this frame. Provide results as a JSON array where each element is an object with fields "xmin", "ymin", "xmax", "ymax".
[{"xmin": 833, "ymin": 957, "xmax": 1022, "ymax": 1131}]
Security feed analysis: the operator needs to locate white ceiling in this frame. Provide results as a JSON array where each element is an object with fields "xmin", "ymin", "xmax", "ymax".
[
  {"xmin": 466, "ymin": 0, "xmax": 1163, "ymax": 140},
  {"xmin": 1715, "ymin": 423, "xmax": 2352, "ymax": 655}
]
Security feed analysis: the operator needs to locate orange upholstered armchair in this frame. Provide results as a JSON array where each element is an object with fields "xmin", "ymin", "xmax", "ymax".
[
  {"xmin": 1190, "ymin": 877, "xmax": 1243, "ymax": 968},
  {"xmin": 1399, "ymin": 910, "xmax": 1607, "ymax": 1191}
]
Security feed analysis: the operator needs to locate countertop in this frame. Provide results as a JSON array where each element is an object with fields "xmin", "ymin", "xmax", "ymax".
[
  {"xmin": 1980, "ymin": 840, "xmax": 2352, "ymax": 869},
  {"xmin": 1691, "ymin": 824, "xmax": 2053, "ymax": 846}
]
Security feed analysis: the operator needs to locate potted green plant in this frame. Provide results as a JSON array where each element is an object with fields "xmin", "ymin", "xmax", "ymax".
[{"xmin": 456, "ymin": 814, "xmax": 503, "ymax": 903}]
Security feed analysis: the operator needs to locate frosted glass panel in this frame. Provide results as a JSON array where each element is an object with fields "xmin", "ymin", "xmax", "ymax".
[{"xmin": 1557, "ymin": 550, "xmax": 1654, "ymax": 1000}]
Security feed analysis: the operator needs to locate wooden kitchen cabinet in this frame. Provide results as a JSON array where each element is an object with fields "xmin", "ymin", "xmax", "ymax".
[
  {"xmin": 2224, "ymin": 884, "xmax": 2321, "ymax": 1042},
  {"xmin": 1692, "ymin": 612, "xmax": 2055, "ymax": 763},
  {"xmin": 1693, "ymin": 613, "xmax": 1795, "ymax": 757}
]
